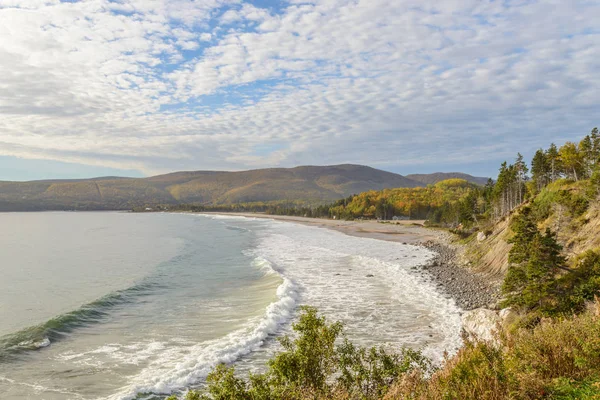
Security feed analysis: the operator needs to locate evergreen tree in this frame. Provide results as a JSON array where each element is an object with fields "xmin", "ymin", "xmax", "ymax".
[
  {"xmin": 531, "ymin": 149, "xmax": 550, "ymax": 192},
  {"xmin": 546, "ymin": 143, "xmax": 561, "ymax": 182},
  {"xmin": 506, "ymin": 206, "xmax": 538, "ymax": 265},
  {"xmin": 515, "ymin": 153, "xmax": 529, "ymax": 203},
  {"xmin": 579, "ymin": 134, "xmax": 594, "ymax": 177},
  {"xmin": 503, "ymin": 216, "xmax": 567, "ymax": 313},
  {"xmin": 492, "ymin": 161, "xmax": 519, "ymax": 218}
]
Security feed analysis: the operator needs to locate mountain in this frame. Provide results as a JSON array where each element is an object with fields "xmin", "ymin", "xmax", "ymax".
[
  {"xmin": 0, "ymin": 164, "xmax": 424, "ymax": 211},
  {"xmin": 405, "ymin": 172, "xmax": 490, "ymax": 186}
]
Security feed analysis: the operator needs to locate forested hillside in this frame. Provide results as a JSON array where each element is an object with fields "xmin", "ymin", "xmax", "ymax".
[
  {"xmin": 328, "ymin": 179, "xmax": 478, "ymax": 220},
  {"xmin": 406, "ymin": 172, "xmax": 490, "ymax": 186},
  {"xmin": 0, "ymin": 165, "xmax": 417, "ymax": 211},
  {"xmin": 0, "ymin": 165, "xmax": 487, "ymax": 211}
]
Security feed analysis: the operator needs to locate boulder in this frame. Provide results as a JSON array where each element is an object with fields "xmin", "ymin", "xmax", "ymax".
[
  {"xmin": 499, "ymin": 307, "xmax": 518, "ymax": 326},
  {"xmin": 461, "ymin": 308, "xmax": 501, "ymax": 342}
]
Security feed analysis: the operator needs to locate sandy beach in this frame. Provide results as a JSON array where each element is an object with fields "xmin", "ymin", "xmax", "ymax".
[{"xmin": 201, "ymin": 212, "xmax": 442, "ymax": 245}]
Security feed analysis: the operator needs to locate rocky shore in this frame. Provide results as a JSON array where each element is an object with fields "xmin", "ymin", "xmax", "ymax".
[{"xmin": 418, "ymin": 239, "xmax": 501, "ymax": 310}]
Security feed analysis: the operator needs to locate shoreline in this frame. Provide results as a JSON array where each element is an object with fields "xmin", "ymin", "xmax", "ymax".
[{"xmin": 201, "ymin": 212, "xmax": 500, "ymax": 311}]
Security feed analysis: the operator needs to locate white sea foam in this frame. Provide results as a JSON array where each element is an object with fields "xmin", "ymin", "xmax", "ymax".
[
  {"xmin": 199, "ymin": 214, "xmax": 463, "ymax": 361},
  {"xmin": 0, "ymin": 375, "xmax": 86, "ymax": 399},
  {"xmin": 103, "ymin": 257, "xmax": 298, "ymax": 400},
  {"xmin": 57, "ymin": 341, "xmax": 167, "ymax": 367},
  {"xmin": 16, "ymin": 336, "xmax": 51, "ymax": 350},
  {"xmin": 247, "ymin": 218, "xmax": 464, "ymax": 362}
]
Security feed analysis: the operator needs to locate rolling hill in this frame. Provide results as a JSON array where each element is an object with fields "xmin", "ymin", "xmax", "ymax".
[{"xmin": 0, "ymin": 165, "xmax": 489, "ymax": 211}]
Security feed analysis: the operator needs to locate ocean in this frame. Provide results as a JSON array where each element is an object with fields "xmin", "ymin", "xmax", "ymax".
[{"xmin": 0, "ymin": 212, "xmax": 462, "ymax": 399}]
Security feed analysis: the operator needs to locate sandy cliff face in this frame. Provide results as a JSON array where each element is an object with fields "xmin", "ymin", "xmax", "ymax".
[
  {"xmin": 456, "ymin": 217, "xmax": 512, "ymax": 284},
  {"xmin": 461, "ymin": 188, "xmax": 600, "ymax": 287}
]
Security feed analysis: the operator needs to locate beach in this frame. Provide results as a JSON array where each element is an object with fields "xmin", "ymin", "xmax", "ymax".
[
  {"xmin": 201, "ymin": 213, "xmax": 437, "ymax": 244},
  {"xmin": 203, "ymin": 213, "xmax": 500, "ymax": 310}
]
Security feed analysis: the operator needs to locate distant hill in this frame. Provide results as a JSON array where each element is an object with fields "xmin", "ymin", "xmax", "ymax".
[
  {"xmin": 0, "ymin": 164, "xmax": 425, "ymax": 211},
  {"xmin": 405, "ymin": 172, "xmax": 490, "ymax": 186}
]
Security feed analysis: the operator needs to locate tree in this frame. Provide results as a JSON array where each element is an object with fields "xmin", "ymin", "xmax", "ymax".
[
  {"xmin": 505, "ymin": 207, "xmax": 538, "ymax": 268},
  {"xmin": 553, "ymin": 250, "xmax": 600, "ymax": 314},
  {"xmin": 578, "ymin": 128, "xmax": 600, "ymax": 178},
  {"xmin": 579, "ymin": 134, "xmax": 594, "ymax": 177},
  {"xmin": 559, "ymin": 142, "xmax": 584, "ymax": 181},
  {"xmin": 503, "ymin": 225, "xmax": 567, "ymax": 313},
  {"xmin": 546, "ymin": 143, "xmax": 561, "ymax": 182},
  {"xmin": 531, "ymin": 149, "xmax": 550, "ymax": 192},
  {"xmin": 492, "ymin": 162, "xmax": 519, "ymax": 218},
  {"xmin": 515, "ymin": 153, "xmax": 529, "ymax": 204}
]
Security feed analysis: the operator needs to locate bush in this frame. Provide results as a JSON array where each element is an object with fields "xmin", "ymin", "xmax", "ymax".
[
  {"xmin": 532, "ymin": 185, "xmax": 590, "ymax": 222},
  {"xmin": 385, "ymin": 300, "xmax": 600, "ymax": 400},
  {"xmin": 423, "ymin": 339, "xmax": 509, "ymax": 400},
  {"xmin": 551, "ymin": 251, "xmax": 600, "ymax": 315},
  {"xmin": 172, "ymin": 307, "xmax": 430, "ymax": 400},
  {"xmin": 505, "ymin": 303, "xmax": 600, "ymax": 399}
]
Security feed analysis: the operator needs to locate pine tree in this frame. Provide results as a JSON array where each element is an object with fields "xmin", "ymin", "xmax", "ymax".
[
  {"xmin": 531, "ymin": 149, "xmax": 550, "ymax": 192},
  {"xmin": 506, "ymin": 207, "xmax": 538, "ymax": 266},
  {"xmin": 503, "ymin": 210, "xmax": 567, "ymax": 313},
  {"xmin": 546, "ymin": 143, "xmax": 561, "ymax": 182},
  {"xmin": 515, "ymin": 153, "xmax": 529, "ymax": 204},
  {"xmin": 591, "ymin": 127, "xmax": 600, "ymax": 161},
  {"xmin": 579, "ymin": 135, "xmax": 595, "ymax": 178},
  {"xmin": 519, "ymin": 229, "xmax": 566, "ymax": 312}
]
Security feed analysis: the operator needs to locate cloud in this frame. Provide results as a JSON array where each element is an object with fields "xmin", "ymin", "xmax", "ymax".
[{"xmin": 0, "ymin": 0, "xmax": 599, "ymax": 177}]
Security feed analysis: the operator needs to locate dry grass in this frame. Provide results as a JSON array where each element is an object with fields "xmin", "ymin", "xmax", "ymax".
[{"xmin": 380, "ymin": 300, "xmax": 600, "ymax": 400}]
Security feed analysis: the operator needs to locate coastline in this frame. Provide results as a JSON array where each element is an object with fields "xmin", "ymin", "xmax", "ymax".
[{"xmin": 201, "ymin": 212, "xmax": 500, "ymax": 311}]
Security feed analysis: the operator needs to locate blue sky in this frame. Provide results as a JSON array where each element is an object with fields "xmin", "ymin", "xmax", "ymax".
[{"xmin": 0, "ymin": 0, "xmax": 598, "ymax": 181}]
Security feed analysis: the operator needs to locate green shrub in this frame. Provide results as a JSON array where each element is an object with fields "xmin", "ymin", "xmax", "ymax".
[
  {"xmin": 336, "ymin": 341, "xmax": 432, "ymax": 399},
  {"xmin": 546, "ymin": 378, "xmax": 600, "ymax": 399},
  {"xmin": 552, "ymin": 251, "xmax": 600, "ymax": 314},
  {"xmin": 173, "ymin": 307, "xmax": 429, "ymax": 400},
  {"xmin": 531, "ymin": 180, "xmax": 590, "ymax": 223}
]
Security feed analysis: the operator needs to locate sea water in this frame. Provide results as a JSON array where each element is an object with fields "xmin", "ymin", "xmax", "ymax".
[{"xmin": 0, "ymin": 212, "xmax": 462, "ymax": 399}]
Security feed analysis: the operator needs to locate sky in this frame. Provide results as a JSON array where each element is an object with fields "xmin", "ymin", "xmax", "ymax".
[{"xmin": 0, "ymin": 0, "xmax": 599, "ymax": 181}]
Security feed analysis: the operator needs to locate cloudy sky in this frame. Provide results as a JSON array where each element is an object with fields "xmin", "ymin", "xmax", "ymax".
[{"xmin": 0, "ymin": 0, "xmax": 598, "ymax": 180}]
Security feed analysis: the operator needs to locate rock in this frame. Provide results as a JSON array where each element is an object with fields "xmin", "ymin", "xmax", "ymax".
[
  {"xmin": 461, "ymin": 308, "xmax": 501, "ymax": 342},
  {"xmin": 477, "ymin": 231, "xmax": 487, "ymax": 242},
  {"xmin": 499, "ymin": 307, "xmax": 518, "ymax": 326}
]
